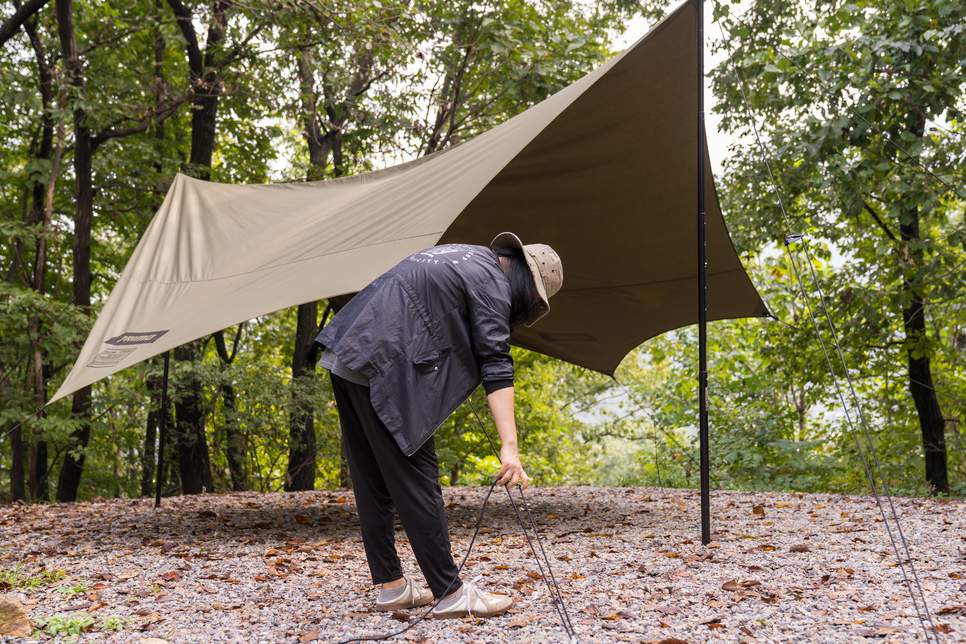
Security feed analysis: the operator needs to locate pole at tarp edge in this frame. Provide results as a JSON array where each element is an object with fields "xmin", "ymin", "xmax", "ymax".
[
  {"xmin": 697, "ymin": 0, "xmax": 711, "ymax": 546},
  {"xmin": 155, "ymin": 350, "xmax": 171, "ymax": 509}
]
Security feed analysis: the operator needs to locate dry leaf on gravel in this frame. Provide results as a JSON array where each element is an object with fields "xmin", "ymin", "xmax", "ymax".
[{"xmin": 298, "ymin": 627, "xmax": 318, "ymax": 643}]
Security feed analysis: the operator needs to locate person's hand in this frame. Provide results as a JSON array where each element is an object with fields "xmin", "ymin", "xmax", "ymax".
[{"xmin": 496, "ymin": 448, "xmax": 530, "ymax": 490}]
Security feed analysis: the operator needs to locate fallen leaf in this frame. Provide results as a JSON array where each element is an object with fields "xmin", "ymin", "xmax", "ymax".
[
  {"xmin": 160, "ymin": 571, "xmax": 180, "ymax": 581},
  {"xmin": 117, "ymin": 569, "xmax": 140, "ymax": 579},
  {"xmin": 938, "ymin": 605, "xmax": 966, "ymax": 615},
  {"xmin": 390, "ymin": 611, "xmax": 410, "ymax": 622},
  {"xmin": 722, "ymin": 579, "xmax": 741, "ymax": 592},
  {"xmin": 657, "ymin": 638, "xmax": 689, "ymax": 644},
  {"xmin": 507, "ymin": 620, "xmax": 528, "ymax": 627},
  {"xmin": 299, "ymin": 627, "xmax": 319, "ymax": 643},
  {"xmin": 752, "ymin": 505, "xmax": 765, "ymax": 515}
]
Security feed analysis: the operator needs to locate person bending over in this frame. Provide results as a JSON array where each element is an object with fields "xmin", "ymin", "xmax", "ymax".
[{"xmin": 315, "ymin": 232, "xmax": 563, "ymax": 619}]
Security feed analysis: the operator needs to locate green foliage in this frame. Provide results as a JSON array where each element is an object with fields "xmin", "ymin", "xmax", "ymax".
[
  {"xmin": 54, "ymin": 581, "xmax": 90, "ymax": 595},
  {"xmin": 0, "ymin": 564, "xmax": 65, "ymax": 592},
  {"xmin": 434, "ymin": 349, "xmax": 612, "ymax": 487},
  {"xmin": 1, "ymin": 0, "xmax": 673, "ymax": 501},
  {"xmin": 10, "ymin": 0, "xmax": 961, "ymax": 502},
  {"xmin": 702, "ymin": 0, "xmax": 966, "ymax": 493},
  {"xmin": 32, "ymin": 613, "xmax": 94, "ymax": 637}
]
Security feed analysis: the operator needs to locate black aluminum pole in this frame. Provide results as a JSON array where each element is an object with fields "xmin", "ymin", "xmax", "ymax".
[
  {"xmin": 155, "ymin": 350, "xmax": 170, "ymax": 508},
  {"xmin": 697, "ymin": 0, "xmax": 711, "ymax": 546}
]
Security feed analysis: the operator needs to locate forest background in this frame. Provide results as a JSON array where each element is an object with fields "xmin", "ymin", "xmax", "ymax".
[{"xmin": 1, "ymin": 0, "xmax": 964, "ymax": 505}]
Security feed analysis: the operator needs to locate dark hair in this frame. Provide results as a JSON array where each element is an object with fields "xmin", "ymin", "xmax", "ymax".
[{"xmin": 495, "ymin": 246, "xmax": 538, "ymax": 328}]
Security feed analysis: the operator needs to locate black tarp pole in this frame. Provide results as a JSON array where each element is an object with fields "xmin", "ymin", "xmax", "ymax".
[
  {"xmin": 697, "ymin": 0, "xmax": 711, "ymax": 546},
  {"xmin": 155, "ymin": 350, "xmax": 170, "ymax": 508}
]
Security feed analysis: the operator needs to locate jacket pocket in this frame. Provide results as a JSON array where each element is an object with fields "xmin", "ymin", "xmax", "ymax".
[{"xmin": 412, "ymin": 348, "xmax": 441, "ymax": 366}]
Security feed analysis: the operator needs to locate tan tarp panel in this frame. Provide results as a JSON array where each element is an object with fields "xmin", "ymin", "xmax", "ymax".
[{"xmin": 51, "ymin": 0, "xmax": 766, "ymax": 404}]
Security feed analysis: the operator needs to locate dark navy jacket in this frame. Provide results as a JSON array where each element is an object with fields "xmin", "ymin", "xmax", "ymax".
[{"xmin": 316, "ymin": 244, "xmax": 514, "ymax": 455}]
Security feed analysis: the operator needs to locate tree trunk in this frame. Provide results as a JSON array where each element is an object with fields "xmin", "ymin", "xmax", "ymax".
[
  {"xmin": 54, "ymin": 0, "xmax": 94, "ymax": 503},
  {"xmin": 214, "ymin": 327, "xmax": 247, "ymax": 491},
  {"xmin": 339, "ymin": 440, "xmax": 351, "ymax": 489},
  {"xmin": 286, "ymin": 301, "xmax": 318, "ymax": 492},
  {"xmin": 221, "ymin": 377, "xmax": 248, "ymax": 491},
  {"xmin": 898, "ymin": 114, "xmax": 948, "ymax": 495},
  {"xmin": 9, "ymin": 423, "xmax": 26, "ymax": 502},
  {"xmin": 14, "ymin": 0, "xmax": 54, "ymax": 504},
  {"xmin": 139, "ymin": 6, "xmax": 168, "ymax": 499},
  {"xmin": 140, "ymin": 361, "xmax": 161, "ymax": 497},
  {"xmin": 173, "ymin": 341, "xmax": 213, "ymax": 494},
  {"xmin": 900, "ymin": 216, "xmax": 949, "ymax": 494},
  {"xmin": 166, "ymin": 0, "xmax": 229, "ymax": 493}
]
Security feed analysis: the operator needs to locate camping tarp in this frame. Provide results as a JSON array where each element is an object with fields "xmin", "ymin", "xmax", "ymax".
[{"xmin": 51, "ymin": 0, "xmax": 767, "ymax": 404}]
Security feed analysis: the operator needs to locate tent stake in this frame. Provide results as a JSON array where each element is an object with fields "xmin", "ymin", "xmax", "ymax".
[
  {"xmin": 155, "ymin": 350, "xmax": 170, "ymax": 508},
  {"xmin": 697, "ymin": 0, "xmax": 711, "ymax": 546}
]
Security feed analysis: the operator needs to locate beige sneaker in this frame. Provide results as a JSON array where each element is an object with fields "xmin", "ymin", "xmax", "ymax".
[
  {"xmin": 374, "ymin": 576, "xmax": 433, "ymax": 612},
  {"xmin": 431, "ymin": 580, "xmax": 513, "ymax": 619}
]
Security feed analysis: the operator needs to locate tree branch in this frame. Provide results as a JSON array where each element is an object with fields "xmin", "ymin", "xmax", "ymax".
[
  {"xmin": 862, "ymin": 201, "xmax": 898, "ymax": 242},
  {"xmin": 165, "ymin": 0, "xmax": 203, "ymax": 75},
  {"xmin": 0, "ymin": 0, "xmax": 49, "ymax": 49},
  {"xmin": 91, "ymin": 96, "xmax": 188, "ymax": 151},
  {"xmin": 212, "ymin": 18, "xmax": 268, "ymax": 73}
]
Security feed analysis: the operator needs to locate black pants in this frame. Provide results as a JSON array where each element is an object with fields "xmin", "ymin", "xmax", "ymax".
[{"xmin": 330, "ymin": 373, "xmax": 462, "ymax": 599}]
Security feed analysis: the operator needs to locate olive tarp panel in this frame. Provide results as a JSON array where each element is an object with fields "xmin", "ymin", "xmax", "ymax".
[{"xmin": 50, "ymin": 0, "xmax": 765, "ymax": 404}]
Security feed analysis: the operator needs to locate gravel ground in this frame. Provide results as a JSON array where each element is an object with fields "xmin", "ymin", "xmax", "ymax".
[{"xmin": 2, "ymin": 486, "xmax": 965, "ymax": 644}]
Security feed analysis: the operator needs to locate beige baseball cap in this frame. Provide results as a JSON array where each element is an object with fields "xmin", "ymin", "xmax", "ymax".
[{"xmin": 491, "ymin": 232, "xmax": 563, "ymax": 326}]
